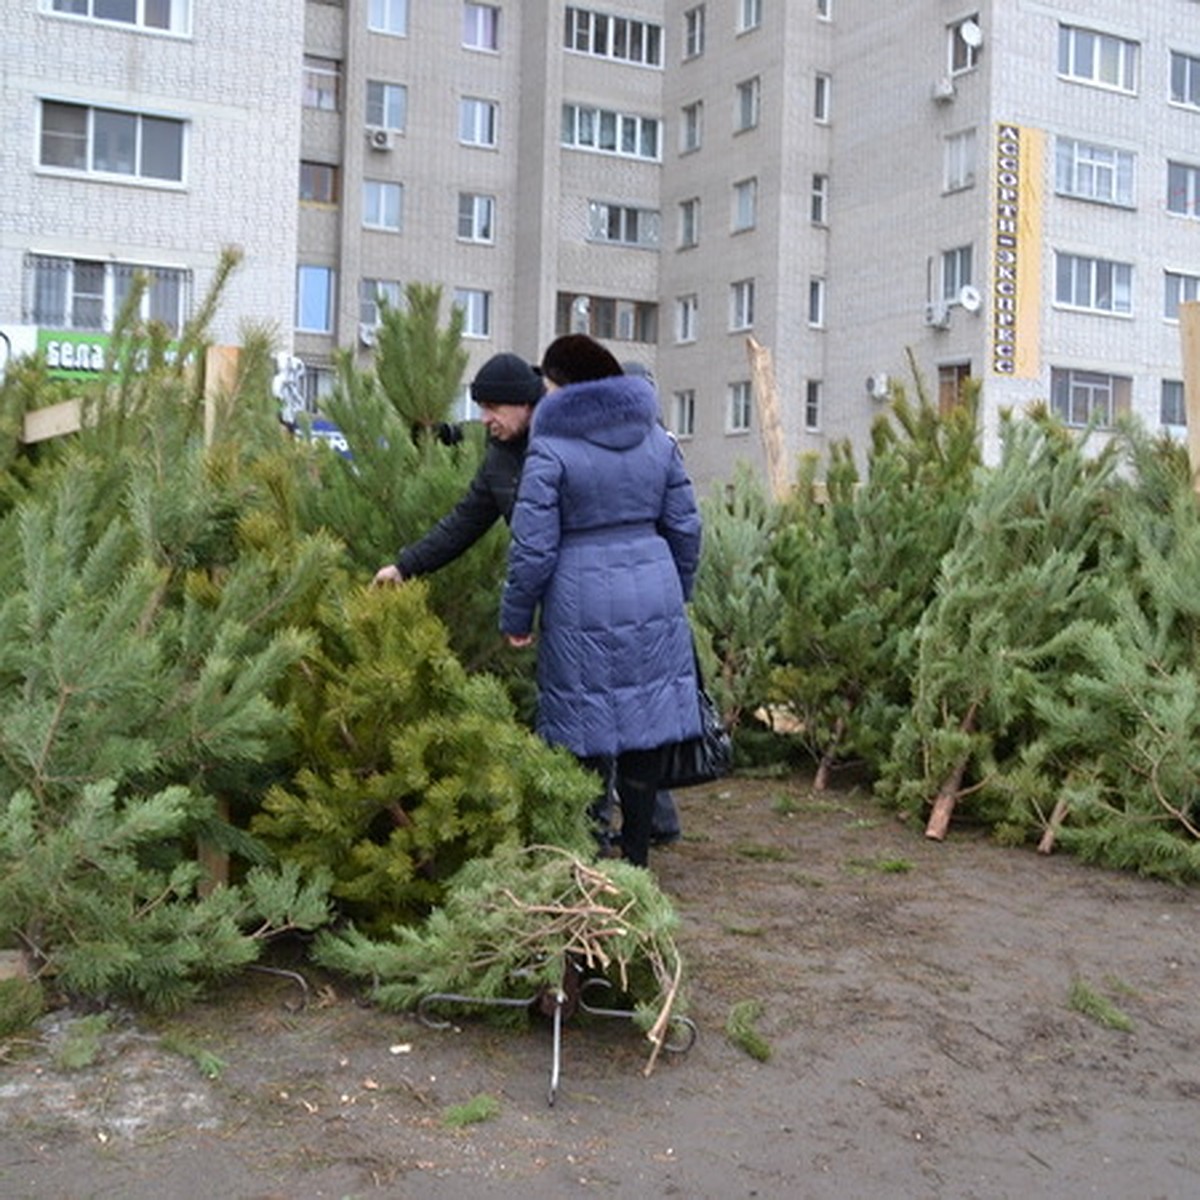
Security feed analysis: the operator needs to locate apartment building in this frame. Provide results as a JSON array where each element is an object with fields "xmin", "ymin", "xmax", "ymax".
[
  {"xmin": 1, "ymin": 1, "xmax": 301, "ymax": 381},
  {"xmin": 4, "ymin": 2, "xmax": 1198, "ymax": 490}
]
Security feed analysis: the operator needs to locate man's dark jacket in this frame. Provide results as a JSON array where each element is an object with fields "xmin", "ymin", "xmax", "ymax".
[{"xmin": 395, "ymin": 433, "xmax": 527, "ymax": 577}]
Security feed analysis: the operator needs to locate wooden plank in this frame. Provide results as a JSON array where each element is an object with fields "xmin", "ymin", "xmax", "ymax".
[{"xmin": 21, "ymin": 398, "xmax": 82, "ymax": 444}]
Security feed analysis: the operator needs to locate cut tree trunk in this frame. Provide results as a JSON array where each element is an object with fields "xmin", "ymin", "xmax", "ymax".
[
  {"xmin": 924, "ymin": 701, "xmax": 979, "ymax": 840},
  {"xmin": 1037, "ymin": 796, "xmax": 1071, "ymax": 855},
  {"xmin": 813, "ymin": 715, "xmax": 846, "ymax": 791}
]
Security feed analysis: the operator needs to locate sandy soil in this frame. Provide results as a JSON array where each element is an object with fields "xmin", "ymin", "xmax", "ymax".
[{"xmin": 3, "ymin": 775, "xmax": 1199, "ymax": 1200}]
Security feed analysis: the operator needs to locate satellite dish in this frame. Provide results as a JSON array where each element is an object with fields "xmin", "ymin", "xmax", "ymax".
[
  {"xmin": 958, "ymin": 284, "xmax": 983, "ymax": 313},
  {"xmin": 959, "ymin": 19, "xmax": 983, "ymax": 49}
]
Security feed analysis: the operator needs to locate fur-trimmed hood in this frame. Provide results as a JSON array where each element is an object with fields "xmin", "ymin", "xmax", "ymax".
[{"xmin": 531, "ymin": 374, "xmax": 657, "ymax": 450}]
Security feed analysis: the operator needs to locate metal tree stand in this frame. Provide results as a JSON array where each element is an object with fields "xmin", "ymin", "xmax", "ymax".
[{"xmin": 417, "ymin": 958, "xmax": 697, "ymax": 1106}]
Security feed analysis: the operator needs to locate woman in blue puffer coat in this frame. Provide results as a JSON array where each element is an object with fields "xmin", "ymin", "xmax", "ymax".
[{"xmin": 500, "ymin": 335, "xmax": 703, "ymax": 867}]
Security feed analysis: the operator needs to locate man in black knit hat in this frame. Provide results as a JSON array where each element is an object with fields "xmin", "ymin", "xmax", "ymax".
[{"xmin": 374, "ymin": 352, "xmax": 543, "ymax": 583}]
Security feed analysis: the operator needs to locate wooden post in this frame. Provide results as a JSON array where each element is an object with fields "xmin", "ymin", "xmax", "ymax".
[
  {"xmin": 196, "ymin": 346, "xmax": 240, "ymax": 895},
  {"xmin": 203, "ymin": 344, "xmax": 240, "ymax": 447},
  {"xmin": 745, "ymin": 336, "xmax": 790, "ymax": 502},
  {"xmin": 1181, "ymin": 301, "xmax": 1200, "ymax": 494}
]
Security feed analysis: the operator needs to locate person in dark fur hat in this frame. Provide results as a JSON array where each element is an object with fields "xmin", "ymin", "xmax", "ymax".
[
  {"xmin": 501, "ymin": 335, "xmax": 702, "ymax": 867},
  {"xmin": 373, "ymin": 352, "xmax": 544, "ymax": 583}
]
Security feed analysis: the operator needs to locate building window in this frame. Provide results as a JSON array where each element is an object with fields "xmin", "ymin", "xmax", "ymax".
[
  {"xmin": 808, "ymin": 277, "xmax": 825, "ymax": 326},
  {"xmin": 735, "ymin": 77, "xmax": 761, "ymax": 132},
  {"xmin": 730, "ymin": 278, "xmax": 755, "ymax": 330},
  {"xmin": 676, "ymin": 293, "xmax": 699, "ymax": 342},
  {"xmin": 672, "ymin": 390, "xmax": 696, "ymax": 438},
  {"xmin": 678, "ymin": 198, "xmax": 701, "ymax": 248},
  {"xmin": 564, "ymin": 8, "xmax": 663, "ymax": 67},
  {"xmin": 1161, "ymin": 380, "xmax": 1186, "ymax": 428},
  {"xmin": 737, "ymin": 0, "xmax": 762, "ymax": 34},
  {"xmin": 303, "ymin": 56, "xmax": 340, "ymax": 110},
  {"xmin": 728, "ymin": 380, "xmax": 752, "ymax": 432},
  {"xmin": 937, "ymin": 363, "xmax": 971, "ymax": 415},
  {"xmin": 1055, "ymin": 252, "xmax": 1133, "ymax": 314},
  {"xmin": 1165, "ymin": 271, "xmax": 1200, "ymax": 319},
  {"xmin": 1055, "ymin": 137, "xmax": 1134, "ymax": 207},
  {"xmin": 949, "ymin": 15, "xmax": 981, "ymax": 74},
  {"xmin": 463, "ymin": 3, "xmax": 499, "ymax": 50},
  {"xmin": 556, "ymin": 294, "xmax": 658, "ymax": 342},
  {"xmin": 587, "ymin": 201, "xmax": 661, "ymax": 248},
  {"xmin": 1058, "ymin": 25, "xmax": 1138, "ymax": 93},
  {"xmin": 360, "ymin": 278, "xmax": 402, "ymax": 327},
  {"xmin": 457, "ymin": 192, "xmax": 495, "ymax": 242},
  {"xmin": 47, "ymin": 0, "xmax": 191, "ymax": 34},
  {"xmin": 454, "ymin": 288, "xmax": 491, "ymax": 337},
  {"xmin": 811, "ymin": 173, "xmax": 829, "ymax": 224},
  {"xmin": 39, "ymin": 100, "xmax": 184, "ymax": 183},
  {"xmin": 814, "ymin": 73, "xmax": 831, "ymax": 122},
  {"xmin": 368, "ymin": 0, "xmax": 407, "ymax": 36},
  {"xmin": 561, "ymin": 105, "xmax": 660, "ymax": 160},
  {"xmin": 297, "ymin": 265, "xmax": 335, "ymax": 333},
  {"xmin": 459, "ymin": 97, "xmax": 498, "ymax": 146},
  {"xmin": 300, "ymin": 161, "xmax": 338, "ymax": 204},
  {"xmin": 1171, "ymin": 51, "xmax": 1200, "ymax": 109},
  {"xmin": 1168, "ymin": 161, "xmax": 1200, "ymax": 217},
  {"xmin": 681, "ymin": 101, "xmax": 703, "ymax": 153},
  {"xmin": 363, "ymin": 180, "xmax": 403, "ymax": 231},
  {"xmin": 804, "ymin": 380, "xmax": 821, "ymax": 431},
  {"xmin": 941, "ymin": 245, "xmax": 973, "ymax": 301},
  {"xmin": 26, "ymin": 254, "xmax": 190, "ymax": 335},
  {"xmin": 731, "ymin": 177, "xmax": 758, "ymax": 233},
  {"xmin": 1050, "ymin": 367, "xmax": 1131, "ymax": 429},
  {"xmin": 366, "ymin": 81, "xmax": 407, "ymax": 131},
  {"xmin": 944, "ymin": 128, "xmax": 977, "ymax": 192},
  {"xmin": 817, "ymin": 0, "xmax": 831, "ymax": 20},
  {"xmin": 684, "ymin": 5, "xmax": 705, "ymax": 59}
]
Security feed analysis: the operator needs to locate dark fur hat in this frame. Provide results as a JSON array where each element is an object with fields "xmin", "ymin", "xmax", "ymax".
[{"xmin": 540, "ymin": 335, "xmax": 623, "ymax": 387}]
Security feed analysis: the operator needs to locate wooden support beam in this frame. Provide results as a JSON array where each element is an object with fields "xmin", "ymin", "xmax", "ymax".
[
  {"xmin": 746, "ymin": 335, "xmax": 789, "ymax": 502},
  {"xmin": 1181, "ymin": 301, "xmax": 1200, "ymax": 494}
]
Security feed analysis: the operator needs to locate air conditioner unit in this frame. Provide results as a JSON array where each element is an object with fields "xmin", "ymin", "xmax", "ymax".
[
  {"xmin": 358, "ymin": 323, "xmax": 378, "ymax": 347},
  {"xmin": 367, "ymin": 127, "xmax": 393, "ymax": 151},
  {"xmin": 957, "ymin": 284, "xmax": 983, "ymax": 314},
  {"xmin": 924, "ymin": 301, "xmax": 952, "ymax": 330},
  {"xmin": 931, "ymin": 77, "xmax": 956, "ymax": 103},
  {"xmin": 865, "ymin": 372, "xmax": 891, "ymax": 400}
]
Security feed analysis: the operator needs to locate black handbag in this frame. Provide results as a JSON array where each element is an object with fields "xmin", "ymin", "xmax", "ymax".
[{"xmin": 661, "ymin": 656, "xmax": 733, "ymax": 789}]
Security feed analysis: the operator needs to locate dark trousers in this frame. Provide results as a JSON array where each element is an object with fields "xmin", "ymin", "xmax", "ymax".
[{"xmin": 583, "ymin": 751, "xmax": 678, "ymax": 867}]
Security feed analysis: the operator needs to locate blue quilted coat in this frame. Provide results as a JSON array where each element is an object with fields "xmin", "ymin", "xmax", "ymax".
[{"xmin": 500, "ymin": 373, "xmax": 704, "ymax": 758}]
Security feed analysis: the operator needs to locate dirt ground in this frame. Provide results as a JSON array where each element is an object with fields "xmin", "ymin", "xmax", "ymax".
[{"xmin": 3, "ymin": 774, "xmax": 1200, "ymax": 1200}]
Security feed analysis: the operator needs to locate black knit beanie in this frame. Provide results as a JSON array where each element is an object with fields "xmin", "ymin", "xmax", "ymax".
[{"xmin": 470, "ymin": 353, "xmax": 544, "ymax": 406}]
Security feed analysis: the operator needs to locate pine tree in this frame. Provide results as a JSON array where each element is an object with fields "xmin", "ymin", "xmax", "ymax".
[
  {"xmin": 878, "ymin": 409, "xmax": 1120, "ymax": 837},
  {"xmin": 689, "ymin": 464, "xmax": 783, "ymax": 750},
  {"xmin": 299, "ymin": 296, "xmax": 517, "ymax": 682},
  {"xmin": 0, "ymin": 258, "xmax": 340, "ymax": 1005},
  {"xmin": 313, "ymin": 843, "xmax": 688, "ymax": 1065},
  {"xmin": 989, "ymin": 429, "xmax": 1200, "ymax": 876},
  {"xmin": 251, "ymin": 583, "xmax": 597, "ymax": 931},
  {"xmin": 770, "ymin": 384, "xmax": 979, "ymax": 784}
]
